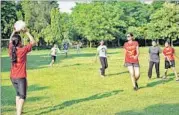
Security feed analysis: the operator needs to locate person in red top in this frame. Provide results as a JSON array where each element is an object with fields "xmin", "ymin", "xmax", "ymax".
[
  {"xmin": 124, "ymin": 33, "xmax": 140, "ymax": 91},
  {"xmin": 162, "ymin": 41, "xmax": 179, "ymax": 81},
  {"xmin": 9, "ymin": 28, "xmax": 36, "ymax": 115}
]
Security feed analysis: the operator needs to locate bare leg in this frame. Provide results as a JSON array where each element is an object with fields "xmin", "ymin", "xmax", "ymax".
[
  {"xmin": 17, "ymin": 98, "xmax": 25, "ymax": 115},
  {"xmin": 171, "ymin": 67, "xmax": 179, "ymax": 80},
  {"xmin": 16, "ymin": 96, "xmax": 20, "ymax": 111},
  {"xmin": 134, "ymin": 67, "xmax": 140, "ymax": 81},
  {"xmin": 50, "ymin": 60, "xmax": 54, "ymax": 66},
  {"xmin": 127, "ymin": 66, "xmax": 136, "ymax": 88},
  {"xmin": 163, "ymin": 69, "xmax": 168, "ymax": 79}
]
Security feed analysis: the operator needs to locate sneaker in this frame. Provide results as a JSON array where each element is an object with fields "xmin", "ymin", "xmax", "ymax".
[
  {"xmin": 176, "ymin": 79, "xmax": 179, "ymax": 81},
  {"xmin": 133, "ymin": 87, "xmax": 138, "ymax": 91},
  {"xmin": 99, "ymin": 69, "xmax": 102, "ymax": 75},
  {"xmin": 135, "ymin": 82, "xmax": 138, "ymax": 88},
  {"xmin": 162, "ymin": 76, "xmax": 167, "ymax": 79},
  {"xmin": 101, "ymin": 75, "xmax": 105, "ymax": 78}
]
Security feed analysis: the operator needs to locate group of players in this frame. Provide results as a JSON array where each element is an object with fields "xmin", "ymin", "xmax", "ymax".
[
  {"xmin": 96, "ymin": 33, "xmax": 179, "ymax": 91},
  {"xmin": 8, "ymin": 27, "xmax": 178, "ymax": 115}
]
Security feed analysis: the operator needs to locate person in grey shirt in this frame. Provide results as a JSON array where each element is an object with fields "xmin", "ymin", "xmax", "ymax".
[{"xmin": 148, "ymin": 40, "xmax": 161, "ymax": 79}]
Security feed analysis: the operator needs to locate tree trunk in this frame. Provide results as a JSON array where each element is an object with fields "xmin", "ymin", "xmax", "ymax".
[
  {"xmin": 118, "ymin": 38, "xmax": 120, "ymax": 47},
  {"xmin": 90, "ymin": 41, "xmax": 92, "ymax": 48}
]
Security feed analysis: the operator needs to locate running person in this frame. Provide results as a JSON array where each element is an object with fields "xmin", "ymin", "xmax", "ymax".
[
  {"xmin": 9, "ymin": 28, "xmax": 36, "ymax": 115},
  {"xmin": 124, "ymin": 33, "xmax": 140, "ymax": 91},
  {"xmin": 148, "ymin": 40, "xmax": 161, "ymax": 79},
  {"xmin": 49, "ymin": 44, "xmax": 60, "ymax": 66},
  {"xmin": 162, "ymin": 41, "xmax": 179, "ymax": 81},
  {"xmin": 95, "ymin": 40, "xmax": 108, "ymax": 77}
]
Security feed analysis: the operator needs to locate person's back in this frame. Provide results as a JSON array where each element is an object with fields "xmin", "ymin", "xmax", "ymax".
[
  {"xmin": 8, "ymin": 27, "xmax": 36, "ymax": 115},
  {"xmin": 9, "ymin": 39, "xmax": 32, "ymax": 79}
]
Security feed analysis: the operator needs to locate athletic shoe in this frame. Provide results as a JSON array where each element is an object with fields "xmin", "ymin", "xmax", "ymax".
[
  {"xmin": 162, "ymin": 76, "xmax": 167, "ymax": 79},
  {"xmin": 135, "ymin": 82, "xmax": 138, "ymax": 88},
  {"xmin": 99, "ymin": 69, "xmax": 102, "ymax": 75},
  {"xmin": 101, "ymin": 75, "xmax": 105, "ymax": 78},
  {"xmin": 176, "ymin": 79, "xmax": 179, "ymax": 81},
  {"xmin": 133, "ymin": 87, "xmax": 138, "ymax": 91}
]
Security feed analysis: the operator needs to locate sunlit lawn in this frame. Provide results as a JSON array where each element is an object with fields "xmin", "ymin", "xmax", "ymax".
[{"xmin": 1, "ymin": 47, "xmax": 179, "ymax": 115}]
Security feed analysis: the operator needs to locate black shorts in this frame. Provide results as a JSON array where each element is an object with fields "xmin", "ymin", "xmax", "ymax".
[
  {"xmin": 51, "ymin": 55, "xmax": 56, "ymax": 62},
  {"xmin": 165, "ymin": 60, "xmax": 175, "ymax": 69},
  {"xmin": 11, "ymin": 78, "xmax": 27, "ymax": 99},
  {"xmin": 125, "ymin": 63, "xmax": 140, "ymax": 67}
]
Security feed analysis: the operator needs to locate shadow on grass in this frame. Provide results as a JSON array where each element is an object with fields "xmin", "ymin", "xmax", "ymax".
[
  {"xmin": 36, "ymin": 89, "xmax": 123, "ymax": 115},
  {"xmin": 146, "ymin": 78, "xmax": 174, "ymax": 88},
  {"xmin": 107, "ymin": 71, "xmax": 128, "ymax": 77},
  {"xmin": 1, "ymin": 51, "xmax": 118, "ymax": 72},
  {"xmin": 145, "ymin": 73, "xmax": 175, "ymax": 88},
  {"xmin": 115, "ymin": 103, "xmax": 179, "ymax": 115},
  {"xmin": 60, "ymin": 63, "xmax": 82, "ymax": 68},
  {"xmin": 1, "ymin": 84, "xmax": 49, "ymax": 106}
]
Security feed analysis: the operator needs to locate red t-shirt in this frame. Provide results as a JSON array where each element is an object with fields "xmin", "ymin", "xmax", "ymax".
[
  {"xmin": 124, "ymin": 41, "xmax": 139, "ymax": 63},
  {"xmin": 9, "ymin": 43, "xmax": 32, "ymax": 79},
  {"xmin": 163, "ymin": 46, "xmax": 175, "ymax": 61}
]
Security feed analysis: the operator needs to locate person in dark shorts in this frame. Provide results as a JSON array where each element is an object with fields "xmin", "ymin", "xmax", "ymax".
[
  {"xmin": 123, "ymin": 33, "xmax": 140, "ymax": 91},
  {"xmin": 162, "ymin": 42, "xmax": 179, "ymax": 81},
  {"xmin": 95, "ymin": 40, "xmax": 108, "ymax": 77},
  {"xmin": 49, "ymin": 44, "xmax": 60, "ymax": 66},
  {"xmin": 148, "ymin": 40, "xmax": 161, "ymax": 79},
  {"xmin": 9, "ymin": 28, "xmax": 36, "ymax": 115}
]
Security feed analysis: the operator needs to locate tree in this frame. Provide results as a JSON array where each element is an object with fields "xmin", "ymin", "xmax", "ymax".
[
  {"xmin": 147, "ymin": 2, "xmax": 179, "ymax": 43},
  {"xmin": 72, "ymin": 2, "xmax": 126, "ymax": 47},
  {"xmin": 1, "ymin": 1, "xmax": 17, "ymax": 39}
]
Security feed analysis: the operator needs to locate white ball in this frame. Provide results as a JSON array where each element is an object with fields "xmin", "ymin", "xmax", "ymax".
[{"xmin": 14, "ymin": 20, "xmax": 26, "ymax": 32}]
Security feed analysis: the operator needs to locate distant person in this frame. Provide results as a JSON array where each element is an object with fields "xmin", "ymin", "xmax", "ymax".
[
  {"xmin": 49, "ymin": 44, "xmax": 60, "ymax": 66},
  {"xmin": 9, "ymin": 28, "xmax": 36, "ymax": 115},
  {"xmin": 148, "ymin": 40, "xmax": 161, "ymax": 79},
  {"xmin": 162, "ymin": 41, "xmax": 179, "ymax": 81},
  {"xmin": 63, "ymin": 43, "xmax": 69, "ymax": 57},
  {"xmin": 123, "ymin": 33, "xmax": 140, "ymax": 91},
  {"xmin": 76, "ymin": 41, "xmax": 82, "ymax": 54},
  {"xmin": 95, "ymin": 40, "xmax": 108, "ymax": 77}
]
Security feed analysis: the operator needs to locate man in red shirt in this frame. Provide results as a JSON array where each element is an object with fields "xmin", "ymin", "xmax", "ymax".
[
  {"xmin": 9, "ymin": 28, "xmax": 36, "ymax": 115},
  {"xmin": 124, "ymin": 33, "xmax": 140, "ymax": 91},
  {"xmin": 162, "ymin": 41, "xmax": 179, "ymax": 81}
]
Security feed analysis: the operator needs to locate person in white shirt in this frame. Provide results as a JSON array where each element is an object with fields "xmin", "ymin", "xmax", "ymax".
[
  {"xmin": 95, "ymin": 40, "xmax": 108, "ymax": 77},
  {"xmin": 49, "ymin": 44, "xmax": 60, "ymax": 66}
]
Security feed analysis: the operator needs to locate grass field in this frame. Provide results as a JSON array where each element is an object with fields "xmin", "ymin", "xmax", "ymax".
[{"xmin": 1, "ymin": 47, "xmax": 179, "ymax": 115}]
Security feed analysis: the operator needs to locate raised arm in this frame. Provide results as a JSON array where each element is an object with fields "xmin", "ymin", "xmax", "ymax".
[
  {"xmin": 25, "ymin": 30, "xmax": 36, "ymax": 46},
  {"xmin": 9, "ymin": 30, "xmax": 16, "ymax": 43}
]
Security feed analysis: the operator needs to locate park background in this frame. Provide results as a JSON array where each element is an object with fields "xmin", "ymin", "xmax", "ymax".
[{"xmin": 1, "ymin": 0, "xmax": 179, "ymax": 115}]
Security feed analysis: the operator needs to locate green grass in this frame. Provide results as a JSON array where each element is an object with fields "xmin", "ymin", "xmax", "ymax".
[{"xmin": 1, "ymin": 47, "xmax": 179, "ymax": 115}]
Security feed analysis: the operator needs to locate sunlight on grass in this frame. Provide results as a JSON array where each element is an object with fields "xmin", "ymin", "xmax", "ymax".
[{"xmin": 1, "ymin": 47, "xmax": 179, "ymax": 115}]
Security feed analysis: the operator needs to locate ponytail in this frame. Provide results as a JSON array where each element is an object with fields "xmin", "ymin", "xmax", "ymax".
[{"xmin": 11, "ymin": 34, "xmax": 21, "ymax": 63}]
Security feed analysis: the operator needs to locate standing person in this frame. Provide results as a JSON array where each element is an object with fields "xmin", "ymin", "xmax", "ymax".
[
  {"xmin": 9, "ymin": 28, "xmax": 36, "ymax": 115},
  {"xmin": 148, "ymin": 40, "xmax": 161, "ymax": 79},
  {"xmin": 162, "ymin": 41, "xmax": 179, "ymax": 81},
  {"xmin": 95, "ymin": 40, "xmax": 108, "ymax": 77},
  {"xmin": 63, "ymin": 43, "xmax": 69, "ymax": 57},
  {"xmin": 49, "ymin": 44, "xmax": 60, "ymax": 66},
  {"xmin": 124, "ymin": 33, "xmax": 140, "ymax": 91},
  {"xmin": 76, "ymin": 41, "xmax": 82, "ymax": 54}
]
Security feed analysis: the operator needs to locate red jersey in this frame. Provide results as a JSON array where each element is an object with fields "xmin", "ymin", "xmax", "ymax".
[
  {"xmin": 124, "ymin": 41, "xmax": 139, "ymax": 63},
  {"xmin": 9, "ymin": 43, "xmax": 32, "ymax": 79},
  {"xmin": 163, "ymin": 46, "xmax": 175, "ymax": 61}
]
